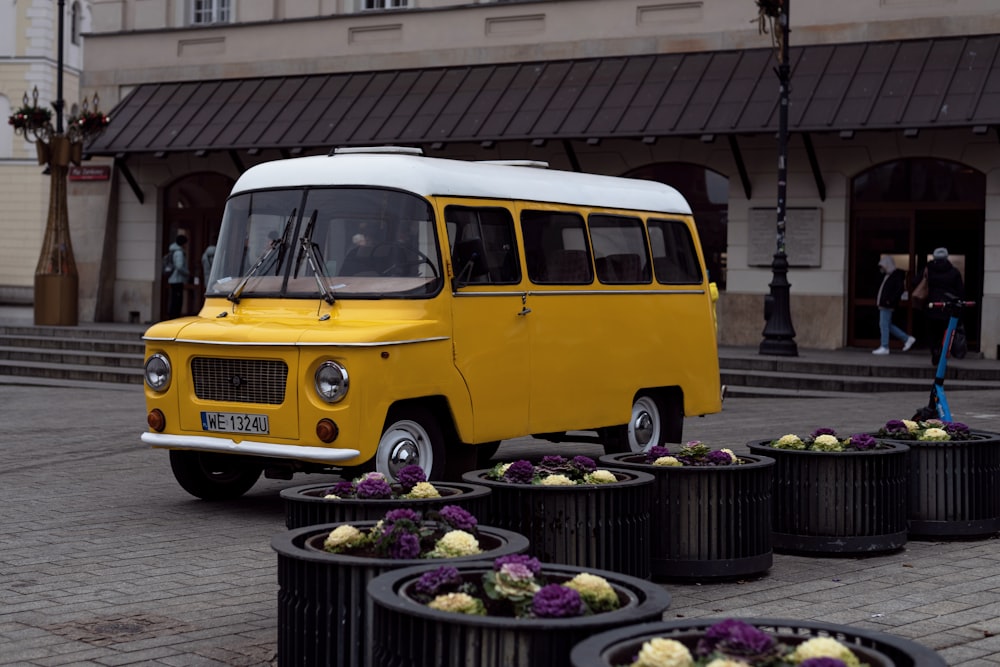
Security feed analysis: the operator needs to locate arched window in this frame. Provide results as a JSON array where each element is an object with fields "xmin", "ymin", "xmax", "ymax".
[
  {"xmin": 71, "ymin": 2, "xmax": 82, "ymax": 45},
  {"xmin": 623, "ymin": 163, "xmax": 729, "ymax": 290}
]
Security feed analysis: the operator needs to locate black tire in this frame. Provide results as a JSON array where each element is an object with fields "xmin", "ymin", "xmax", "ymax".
[
  {"xmin": 602, "ymin": 391, "xmax": 683, "ymax": 454},
  {"xmin": 168, "ymin": 450, "xmax": 263, "ymax": 501},
  {"xmin": 375, "ymin": 406, "xmax": 447, "ymax": 482}
]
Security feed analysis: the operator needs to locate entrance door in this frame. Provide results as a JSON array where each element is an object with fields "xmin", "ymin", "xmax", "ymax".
[
  {"xmin": 161, "ymin": 173, "xmax": 234, "ymax": 319},
  {"xmin": 848, "ymin": 159, "xmax": 985, "ymax": 351}
]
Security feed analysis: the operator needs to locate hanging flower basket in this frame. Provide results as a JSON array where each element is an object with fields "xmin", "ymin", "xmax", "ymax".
[
  {"xmin": 570, "ymin": 617, "xmax": 946, "ymax": 667},
  {"xmin": 280, "ymin": 468, "xmax": 491, "ymax": 529},
  {"xmin": 368, "ymin": 560, "xmax": 672, "ymax": 667},
  {"xmin": 874, "ymin": 419, "xmax": 1000, "ymax": 539},
  {"xmin": 462, "ymin": 456, "xmax": 655, "ymax": 578},
  {"xmin": 8, "ymin": 104, "xmax": 52, "ymax": 133},
  {"xmin": 271, "ymin": 510, "xmax": 529, "ymax": 667},
  {"xmin": 747, "ymin": 430, "xmax": 909, "ymax": 554},
  {"xmin": 601, "ymin": 443, "xmax": 774, "ymax": 580}
]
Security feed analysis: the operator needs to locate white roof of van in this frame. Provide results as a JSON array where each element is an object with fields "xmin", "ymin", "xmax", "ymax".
[{"xmin": 230, "ymin": 151, "xmax": 692, "ymax": 215}]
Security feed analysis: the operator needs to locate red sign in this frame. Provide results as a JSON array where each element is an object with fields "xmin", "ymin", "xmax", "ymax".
[{"xmin": 69, "ymin": 166, "xmax": 111, "ymax": 181}]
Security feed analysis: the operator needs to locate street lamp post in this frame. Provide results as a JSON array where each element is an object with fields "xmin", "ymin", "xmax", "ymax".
[
  {"xmin": 756, "ymin": 0, "xmax": 798, "ymax": 356},
  {"xmin": 6, "ymin": 0, "xmax": 107, "ymax": 326}
]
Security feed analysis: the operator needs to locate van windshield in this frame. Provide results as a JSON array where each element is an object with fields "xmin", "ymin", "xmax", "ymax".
[{"xmin": 206, "ymin": 187, "xmax": 442, "ymax": 300}]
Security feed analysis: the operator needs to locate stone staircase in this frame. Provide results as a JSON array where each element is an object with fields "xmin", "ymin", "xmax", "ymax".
[
  {"xmin": 2, "ymin": 320, "xmax": 1000, "ymax": 396},
  {"xmin": 0, "ymin": 323, "xmax": 146, "ymax": 391}
]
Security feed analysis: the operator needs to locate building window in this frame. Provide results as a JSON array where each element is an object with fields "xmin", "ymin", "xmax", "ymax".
[
  {"xmin": 362, "ymin": 0, "xmax": 409, "ymax": 10},
  {"xmin": 70, "ymin": 2, "xmax": 82, "ymax": 45},
  {"xmin": 191, "ymin": 0, "xmax": 231, "ymax": 25}
]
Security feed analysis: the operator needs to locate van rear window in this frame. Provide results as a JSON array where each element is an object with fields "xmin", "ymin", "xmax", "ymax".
[{"xmin": 648, "ymin": 218, "xmax": 703, "ymax": 284}]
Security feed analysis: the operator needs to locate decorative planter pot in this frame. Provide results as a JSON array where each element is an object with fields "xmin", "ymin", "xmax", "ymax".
[
  {"xmin": 280, "ymin": 481, "xmax": 491, "ymax": 529},
  {"xmin": 600, "ymin": 452, "xmax": 774, "ymax": 580},
  {"xmin": 461, "ymin": 468, "xmax": 655, "ymax": 578},
  {"xmin": 875, "ymin": 430, "xmax": 1000, "ymax": 539},
  {"xmin": 570, "ymin": 617, "xmax": 946, "ymax": 667},
  {"xmin": 368, "ymin": 562, "xmax": 672, "ymax": 667},
  {"xmin": 746, "ymin": 440, "xmax": 909, "ymax": 554},
  {"xmin": 271, "ymin": 521, "xmax": 529, "ymax": 667}
]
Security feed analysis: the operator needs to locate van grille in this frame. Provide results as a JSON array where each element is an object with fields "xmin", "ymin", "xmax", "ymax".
[{"xmin": 191, "ymin": 358, "xmax": 288, "ymax": 405}]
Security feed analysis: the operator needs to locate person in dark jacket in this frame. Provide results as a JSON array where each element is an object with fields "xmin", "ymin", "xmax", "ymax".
[
  {"xmin": 924, "ymin": 247, "xmax": 965, "ymax": 365},
  {"xmin": 872, "ymin": 255, "xmax": 916, "ymax": 355}
]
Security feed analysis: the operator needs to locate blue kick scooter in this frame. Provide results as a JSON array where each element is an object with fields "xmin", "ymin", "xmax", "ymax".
[{"xmin": 913, "ymin": 297, "xmax": 975, "ymax": 421}]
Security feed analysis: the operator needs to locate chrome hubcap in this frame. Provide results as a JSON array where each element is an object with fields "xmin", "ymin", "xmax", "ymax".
[
  {"xmin": 633, "ymin": 411, "xmax": 654, "ymax": 447},
  {"xmin": 388, "ymin": 437, "xmax": 420, "ymax": 478}
]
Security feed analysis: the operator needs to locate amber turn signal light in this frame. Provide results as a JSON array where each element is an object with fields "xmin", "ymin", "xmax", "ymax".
[
  {"xmin": 316, "ymin": 418, "xmax": 339, "ymax": 443},
  {"xmin": 147, "ymin": 409, "xmax": 166, "ymax": 432}
]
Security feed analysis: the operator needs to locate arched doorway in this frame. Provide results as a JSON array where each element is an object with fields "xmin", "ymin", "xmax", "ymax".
[
  {"xmin": 161, "ymin": 172, "xmax": 234, "ymax": 318},
  {"xmin": 849, "ymin": 158, "xmax": 984, "ymax": 352},
  {"xmin": 622, "ymin": 163, "xmax": 729, "ymax": 290}
]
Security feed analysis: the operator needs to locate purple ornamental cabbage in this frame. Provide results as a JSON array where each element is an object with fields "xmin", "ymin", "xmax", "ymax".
[
  {"xmin": 846, "ymin": 433, "xmax": 877, "ymax": 451},
  {"xmin": 503, "ymin": 460, "xmax": 536, "ymax": 484},
  {"xmin": 696, "ymin": 619, "xmax": 778, "ymax": 662},
  {"xmin": 493, "ymin": 554, "xmax": 542, "ymax": 575},
  {"xmin": 388, "ymin": 532, "xmax": 422, "ymax": 559},
  {"xmin": 439, "ymin": 505, "xmax": 477, "ymax": 532},
  {"xmin": 356, "ymin": 476, "xmax": 394, "ymax": 499},
  {"xmin": 531, "ymin": 584, "xmax": 585, "ymax": 618},
  {"xmin": 384, "ymin": 508, "xmax": 421, "ymax": 525},
  {"xmin": 883, "ymin": 419, "xmax": 909, "ymax": 435},
  {"xmin": 396, "ymin": 464, "xmax": 427, "ymax": 492},
  {"xmin": 414, "ymin": 566, "xmax": 463, "ymax": 596},
  {"xmin": 327, "ymin": 481, "xmax": 357, "ymax": 497},
  {"xmin": 811, "ymin": 427, "xmax": 838, "ymax": 438},
  {"xmin": 539, "ymin": 455, "xmax": 568, "ymax": 471},
  {"xmin": 705, "ymin": 450, "xmax": 734, "ymax": 466},
  {"xmin": 644, "ymin": 446, "xmax": 671, "ymax": 464},
  {"xmin": 570, "ymin": 455, "xmax": 597, "ymax": 474},
  {"xmin": 799, "ymin": 659, "xmax": 849, "ymax": 667},
  {"xmin": 944, "ymin": 421, "xmax": 971, "ymax": 438}
]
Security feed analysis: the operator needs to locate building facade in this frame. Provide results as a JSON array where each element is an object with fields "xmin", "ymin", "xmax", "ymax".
[
  {"xmin": 0, "ymin": 0, "xmax": 89, "ymax": 304},
  {"xmin": 15, "ymin": 0, "xmax": 1000, "ymax": 357}
]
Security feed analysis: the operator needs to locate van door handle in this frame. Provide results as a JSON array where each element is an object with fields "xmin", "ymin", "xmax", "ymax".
[{"xmin": 518, "ymin": 306, "xmax": 532, "ymax": 316}]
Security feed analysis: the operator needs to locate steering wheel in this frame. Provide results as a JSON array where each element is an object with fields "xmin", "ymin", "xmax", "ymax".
[{"xmin": 371, "ymin": 242, "xmax": 439, "ymax": 277}]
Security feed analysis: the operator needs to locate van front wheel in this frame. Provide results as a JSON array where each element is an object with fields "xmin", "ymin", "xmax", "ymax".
[
  {"xmin": 602, "ymin": 393, "xmax": 679, "ymax": 454},
  {"xmin": 375, "ymin": 407, "xmax": 446, "ymax": 482},
  {"xmin": 168, "ymin": 450, "xmax": 263, "ymax": 500}
]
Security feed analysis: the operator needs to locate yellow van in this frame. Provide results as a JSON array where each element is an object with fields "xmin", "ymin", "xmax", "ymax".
[{"xmin": 142, "ymin": 147, "xmax": 722, "ymax": 499}]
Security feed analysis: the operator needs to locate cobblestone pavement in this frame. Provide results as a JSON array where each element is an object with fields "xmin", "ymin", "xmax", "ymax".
[{"xmin": 2, "ymin": 383, "xmax": 1000, "ymax": 666}]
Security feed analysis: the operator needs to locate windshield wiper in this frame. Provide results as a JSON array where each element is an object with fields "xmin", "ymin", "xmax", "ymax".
[
  {"xmin": 227, "ymin": 209, "xmax": 295, "ymax": 304},
  {"xmin": 297, "ymin": 210, "xmax": 335, "ymax": 305}
]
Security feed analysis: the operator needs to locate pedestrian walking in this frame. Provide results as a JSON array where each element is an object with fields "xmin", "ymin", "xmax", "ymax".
[
  {"xmin": 925, "ymin": 247, "xmax": 965, "ymax": 365},
  {"xmin": 166, "ymin": 234, "xmax": 190, "ymax": 319},
  {"xmin": 872, "ymin": 254, "xmax": 915, "ymax": 355}
]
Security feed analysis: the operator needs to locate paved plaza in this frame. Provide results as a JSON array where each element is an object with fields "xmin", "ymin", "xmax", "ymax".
[{"xmin": 2, "ymin": 381, "xmax": 1000, "ymax": 666}]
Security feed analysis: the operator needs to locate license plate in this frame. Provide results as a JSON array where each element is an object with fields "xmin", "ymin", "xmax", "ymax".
[{"xmin": 201, "ymin": 411, "xmax": 269, "ymax": 435}]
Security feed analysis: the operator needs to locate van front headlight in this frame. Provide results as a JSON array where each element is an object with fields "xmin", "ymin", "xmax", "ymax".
[
  {"xmin": 315, "ymin": 361, "xmax": 349, "ymax": 403},
  {"xmin": 144, "ymin": 353, "xmax": 172, "ymax": 392}
]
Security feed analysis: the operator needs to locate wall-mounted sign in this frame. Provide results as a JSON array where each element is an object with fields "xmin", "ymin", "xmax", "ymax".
[
  {"xmin": 69, "ymin": 166, "xmax": 111, "ymax": 181},
  {"xmin": 748, "ymin": 207, "xmax": 823, "ymax": 267}
]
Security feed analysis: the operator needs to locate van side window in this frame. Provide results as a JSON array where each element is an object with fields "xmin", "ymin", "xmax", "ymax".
[
  {"xmin": 589, "ymin": 214, "xmax": 652, "ymax": 284},
  {"xmin": 445, "ymin": 206, "xmax": 520, "ymax": 284},
  {"xmin": 648, "ymin": 218, "xmax": 704, "ymax": 284},
  {"xmin": 521, "ymin": 210, "xmax": 593, "ymax": 284}
]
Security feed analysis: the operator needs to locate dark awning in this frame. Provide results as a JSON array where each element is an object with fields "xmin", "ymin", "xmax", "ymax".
[{"xmin": 88, "ymin": 34, "xmax": 1000, "ymax": 156}]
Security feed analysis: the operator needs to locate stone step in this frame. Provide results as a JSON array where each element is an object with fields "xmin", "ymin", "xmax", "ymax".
[
  {"xmin": 0, "ymin": 358, "xmax": 144, "ymax": 385},
  {"xmin": 0, "ymin": 323, "xmax": 147, "ymax": 343},
  {"xmin": 0, "ymin": 345, "xmax": 144, "ymax": 368},
  {"xmin": 720, "ymin": 368, "xmax": 1000, "ymax": 394},
  {"xmin": 0, "ymin": 334, "xmax": 144, "ymax": 356}
]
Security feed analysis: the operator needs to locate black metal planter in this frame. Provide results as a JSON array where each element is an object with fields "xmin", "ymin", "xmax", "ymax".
[
  {"xmin": 600, "ymin": 453, "xmax": 774, "ymax": 581},
  {"xmin": 280, "ymin": 481, "xmax": 491, "ymax": 529},
  {"xmin": 461, "ymin": 468, "xmax": 655, "ymax": 579},
  {"xmin": 270, "ymin": 522, "xmax": 529, "ymax": 667},
  {"xmin": 569, "ymin": 617, "xmax": 946, "ymax": 667},
  {"xmin": 876, "ymin": 431, "xmax": 1000, "ymax": 539},
  {"xmin": 368, "ymin": 562, "xmax": 672, "ymax": 667},
  {"xmin": 746, "ymin": 440, "xmax": 909, "ymax": 555}
]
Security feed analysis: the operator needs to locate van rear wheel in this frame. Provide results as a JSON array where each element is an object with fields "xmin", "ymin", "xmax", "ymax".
[
  {"xmin": 168, "ymin": 450, "xmax": 263, "ymax": 500},
  {"xmin": 375, "ymin": 407, "xmax": 446, "ymax": 482},
  {"xmin": 601, "ymin": 393, "xmax": 681, "ymax": 454}
]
